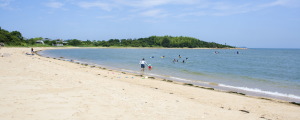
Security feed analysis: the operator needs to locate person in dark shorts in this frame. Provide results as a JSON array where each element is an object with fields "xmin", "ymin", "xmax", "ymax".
[{"xmin": 139, "ymin": 58, "xmax": 147, "ymax": 71}]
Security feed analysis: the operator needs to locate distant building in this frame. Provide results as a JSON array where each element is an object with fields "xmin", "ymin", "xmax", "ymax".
[
  {"xmin": 63, "ymin": 41, "xmax": 68, "ymax": 45},
  {"xmin": 52, "ymin": 43, "xmax": 63, "ymax": 46},
  {"xmin": 36, "ymin": 40, "xmax": 44, "ymax": 45},
  {"xmin": 52, "ymin": 39, "xmax": 68, "ymax": 46}
]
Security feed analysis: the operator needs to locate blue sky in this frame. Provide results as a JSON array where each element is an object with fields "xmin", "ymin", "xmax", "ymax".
[{"xmin": 1, "ymin": 0, "xmax": 299, "ymax": 48}]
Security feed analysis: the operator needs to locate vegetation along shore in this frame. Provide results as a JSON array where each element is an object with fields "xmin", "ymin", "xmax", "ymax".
[{"xmin": 0, "ymin": 27, "xmax": 235, "ymax": 48}]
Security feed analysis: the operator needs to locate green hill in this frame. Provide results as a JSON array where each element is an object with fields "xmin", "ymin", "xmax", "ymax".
[
  {"xmin": 112, "ymin": 35, "xmax": 235, "ymax": 48},
  {"xmin": 0, "ymin": 27, "xmax": 235, "ymax": 48}
]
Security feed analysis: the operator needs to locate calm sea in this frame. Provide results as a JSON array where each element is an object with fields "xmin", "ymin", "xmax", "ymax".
[{"xmin": 39, "ymin": 48, "xmax": 300, "ymax": 102}]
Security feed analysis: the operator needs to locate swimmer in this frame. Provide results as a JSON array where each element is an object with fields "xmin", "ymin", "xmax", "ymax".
[{"xmin": 173, "ymin": 59, "xmax": 177, "ymax": 63}]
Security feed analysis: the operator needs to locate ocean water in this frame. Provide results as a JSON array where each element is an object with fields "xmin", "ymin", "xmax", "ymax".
[{"xmin": 39, "ymin": 48, "xmax": 300, "ymax": 102}]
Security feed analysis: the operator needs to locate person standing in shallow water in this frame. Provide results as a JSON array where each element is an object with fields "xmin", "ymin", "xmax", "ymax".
[
  {"xmin": 139, "ymin": 58, "xmax": 147, "ymax": 71},
  {"xmin": 148, "ymin": 64, "xmax": 152, "ymax": 71}
]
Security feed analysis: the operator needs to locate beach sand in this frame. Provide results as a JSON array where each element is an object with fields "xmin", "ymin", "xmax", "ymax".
[{"xmin": 0, "ymin": 47, "xmax": 299, "ymax": 120}]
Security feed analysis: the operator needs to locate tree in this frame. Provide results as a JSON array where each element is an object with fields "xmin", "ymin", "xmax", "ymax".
[
  {"xmin": 0, "ymin": 34, "xmax": 8, "ymax": 43},
  {"xmin": 0, "ymin": 29, "xmax": 10, "ymax": 43},
  {"xmin": 10, "ymin": 31, "xmax": 23, "ymax": 40},
  {"xmin": 82, "ymin": 40, "xmax": 93, "ymax": 46},
  {"xmin": 0, "ymin": 28, "xmax": 25, "ymax": 45},
  {"xmin": 27, "ymin": 37, "xmax": 43, "ymax": 45},
  {"xmin": 108, "ymin": 39, "xmax": 120, "ymax": 46},
  {"xmin": 0, "ymin": 26, "xmax": 236, "ymax": 48},
  {"xmin": 68, "ymin": 39, "xmax": 82, "ymax": 46},
  {"xmin": 161, "ymin": 37, "xmax": 171, "ymax": 47}
]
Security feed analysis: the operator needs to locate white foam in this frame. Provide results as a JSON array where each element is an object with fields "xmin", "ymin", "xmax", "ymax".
[
  {"xmin": 219, "ymin": 84, "xmax": 300, "ymax": 100},
  {"xmin": 169, "ymin": 77, "xmax": 190, "ymax": 82}
]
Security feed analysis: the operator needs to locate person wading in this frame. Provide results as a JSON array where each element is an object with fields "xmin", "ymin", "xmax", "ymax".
[{"xmin": 139, "ymin": 58, "xmax": 148, "ymax": 71}]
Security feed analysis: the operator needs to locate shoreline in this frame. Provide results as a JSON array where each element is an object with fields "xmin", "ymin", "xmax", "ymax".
[
  {"xmin": 37, "ymin": 48, "xmax": 300, "ymax": 103},
  {"xmin": 1, "ymin": 47, "xmax": 299, "ymax": 120},
  {"xmin": 38, "ymin": 47, "xmax": 300, "ymax": 103}
]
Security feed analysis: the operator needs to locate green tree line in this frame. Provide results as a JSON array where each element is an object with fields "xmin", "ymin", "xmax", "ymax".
[
  {"xmin": 0, "ymin": 27, "xmax": 26, "ymax": 46},
  {"xmin": 0, "ymin": 27, "xmax": 234, "ymax": 48},
  {"xmin": 67, "ymin": 36, "xmax": 234, "ymax": 48}
]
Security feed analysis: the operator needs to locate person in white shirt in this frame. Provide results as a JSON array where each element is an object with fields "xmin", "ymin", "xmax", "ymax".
[{"xmin": 139, "ymin": 58, "xmax": 147, "ymax": 71}]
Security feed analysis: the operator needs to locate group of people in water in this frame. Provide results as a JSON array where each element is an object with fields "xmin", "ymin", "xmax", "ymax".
[
  {"xmin": 173, "ymin": 55, "xmax": 188, "ymax": 63},
  {"xmin": 214, "ymin": 51, "xmax": 240, "ymax": 54},
  {"xmin": 139, "ymin": 54, "xmax": 188, "ymax": 71},
  {"xmin": 140, "ymin": 51, "xmax": 241, "ymax": 71}
]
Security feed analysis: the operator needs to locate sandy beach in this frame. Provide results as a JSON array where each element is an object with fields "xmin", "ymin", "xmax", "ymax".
[{"xmin": 0, "ymin": 47, "xmax": 299, "ymax": 120}]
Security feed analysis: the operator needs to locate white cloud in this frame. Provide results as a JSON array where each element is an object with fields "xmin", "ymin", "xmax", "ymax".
[
  {"xmin": 96, "ymin": 15, "xmax": 115, "ymax": 19},
  {"xmin": 210, "ymin": 3, "xmax": 257, "ymax": 16},
  {"xmin": 45, "ymin": 1, "xmax": 64, "ymax": 8},
  {"xmin": 260, "ymin": 0, "xmax": 300, "ymax": 8},
  {"xmin": 77, "ymin": 1, "xmax": 114, "ymax": 11},
  {"xmin": 126, "ymin": 0, "xmax": 171, "ymax": 8},
  {"xmin": 140, "ymin": 9, "xmax": 168, "ymax": 17},
  {"xmin": 41, "ymin": 0, "xmax": 299, "ymax": 19},
  {"xmin": 0, "ymin": 0, "xmax": 13, "ymax": 9},
  {"xmin": 175, "ymin": 0, "xmax": 300, "ymax": 17}
]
